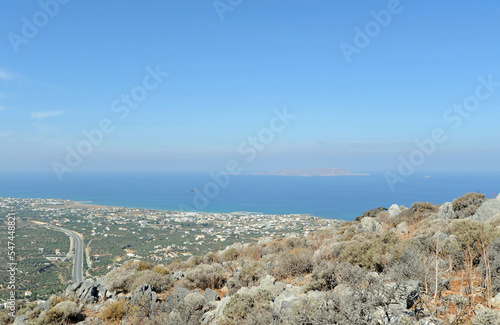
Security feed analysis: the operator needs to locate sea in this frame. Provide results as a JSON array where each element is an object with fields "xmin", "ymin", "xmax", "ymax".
[{"xmin": 0, "ymin": 171, "xmax": 499, "ymax": 221}]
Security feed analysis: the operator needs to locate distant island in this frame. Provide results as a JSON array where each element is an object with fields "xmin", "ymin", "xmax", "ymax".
[{"xmin": 248, "ymin": 168, "xmax": 369, "ymax": 177}]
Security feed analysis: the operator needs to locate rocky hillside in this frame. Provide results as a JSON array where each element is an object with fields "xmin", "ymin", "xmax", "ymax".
[{"xmin": 6, "ymin": 192, "xmax": 500, "ymax": 325}]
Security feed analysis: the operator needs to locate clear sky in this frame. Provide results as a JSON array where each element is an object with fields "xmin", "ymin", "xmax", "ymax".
[{"xmin": 1, "ymin": 0, "xmax": 499, "ymax": 175}]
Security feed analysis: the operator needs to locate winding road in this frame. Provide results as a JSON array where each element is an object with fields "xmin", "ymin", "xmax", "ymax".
[{"xmin": 50, "ymin": 226, "xmax": 84, "ymax": 283}]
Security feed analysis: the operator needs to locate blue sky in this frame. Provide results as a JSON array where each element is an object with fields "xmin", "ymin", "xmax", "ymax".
[{"xmin": 1, "ymin": 0, "xmax": 499, "ymax": 174}]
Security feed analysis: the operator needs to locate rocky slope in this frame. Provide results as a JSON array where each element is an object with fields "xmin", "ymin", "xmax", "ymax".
[{"xmin": 7, "ymin": 192, "xmax": 500, "ymax": 325}]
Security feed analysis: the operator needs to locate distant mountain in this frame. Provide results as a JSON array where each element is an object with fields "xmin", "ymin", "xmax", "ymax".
[{"xmin": 250, "ymin": 168, "xmax": 369, "ymax": 176}]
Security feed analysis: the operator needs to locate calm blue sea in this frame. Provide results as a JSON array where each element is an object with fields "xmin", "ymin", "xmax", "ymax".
[{"xmin": 0, "ymin": 171, "xmax": 499, "ymax": 220}]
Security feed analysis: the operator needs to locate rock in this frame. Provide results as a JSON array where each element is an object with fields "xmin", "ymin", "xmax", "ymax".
[
  {"xmin": 132, "ymin": 284, "xmax": 158, "ymax": 307},
  {"xmin": 172, "ymin": 271, "xmax": 184, "ymax": 281},
  {"xmin": 388, "ymin": 204, "xmax": 402, "ymax": 218},
  {"xmin": 174, "ymin": 285, "xmax": 191, "ymax": 301},
  {"xmin": 38, "ymin": 300, "xmax": 51, "ymax": 311},
  {"xmin": 493, "ymin": 292, "xmax": 500, "ymax": 308},
  {"xmin": 432, "ymin": 230, "xmax": 449, "ymax": 242},
  {"xmin": 436, "ymin": 202, "xmax": 456, "ymax": 219},
  {"xmin": 258, "ymin": 275, "xmax": 285, "ymax": 296},
  {"xmin": 396, "ymin": 221, "xmax": 409, "ymax": 234},
  {"xmin": 274, "ymin": 289, "xmax": 301, "ymax": 315},
  {"xmin": 471, "ymin": 196, "xmax": 500, "ymax": 222},
  {"xmin": 439, "ymin": 279, "xmax": 450, "ymax": 291},
  {"xmin": 405, "ymin": 280, "xmax": 420, "ymax": 309},
  {"xmin": 359, "ymin": 217, "xmax": 383, "ymax": 233},
  {"xmin": 66, "ymin": 279, "xmax": 106, "ymax": 304},
  {"xmin": 203, "ymin": 288, "xmax": 220, "ymax": 302},
  {"xmin": 13, "ymin": 315, "xmax": 27, "ymax": 325},
  {"xmin": 306, "ymin": 290, "xmax": 323, "ymax": 302},
  {"xmin": 201, "ymin": 310, "xmax": 216, "ymax": 324},
  {"xmin": 213, "ymin": 296, "xmax": 231, "ymax": 320}
]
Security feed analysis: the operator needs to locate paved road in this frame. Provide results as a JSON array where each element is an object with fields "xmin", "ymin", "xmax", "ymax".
[{"xmin": 50, "ymin": 226, "xmax": 84, "ymax": 283}]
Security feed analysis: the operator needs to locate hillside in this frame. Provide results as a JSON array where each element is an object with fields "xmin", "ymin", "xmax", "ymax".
[{"xmin": 5, "ymin": 192, "xmax": 500, "ymax": 325}]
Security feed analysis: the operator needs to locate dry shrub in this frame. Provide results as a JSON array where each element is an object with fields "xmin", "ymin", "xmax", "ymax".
[
  {"xmin": 99, "ymin": 300, "xmax": 128, "ymax": 322},
  {"xmin": 239, "ymin": 261, "xmax": 266, "ymax": 287},
  {"xmin": 152, "ymin": 265, "xmax": 169, "ymax": 275},
  {"xmin": 338, "ymin": 231, "xmax": 401, "ymax": 272},
  {"xmin": 184, "ymin": 263, "xmax": 226, "ymax": 290},
  {"xmin": 274, "ymin": 247, "xmax": 314, "ymax": 280}
]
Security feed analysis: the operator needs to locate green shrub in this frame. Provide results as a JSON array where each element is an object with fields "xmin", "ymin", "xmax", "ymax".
[
  {"xmin": 304, "ymin": 261, "xmax": 337, "ymax": 292},
  {"xmin": 452, "ymin": 192, "xmax": 487, "ymax": 219},
  {"xmin": 185, "ymin": 263, "xmax": 226, "ymax": 290},
  {"xmin": 152, "ymin": 265, "xmax": 170, "ymax": 275},
  {"xmin": 136, "ymin": 261, "xmax": 154, "ymax": 271},
  {"xmin": 338, "ymin": 231, "xmax": 400, "ymax": 272},
  {"xmin": 354, "ymin": 207, "xmax": 387, "ymax": 222},
  {"xmin": 131, "ymin": 270, "xmax": 173, "ymax": 292},
  {"xmin": 224, "ymin": 294, "xmax": 254, "ymax": 320},
  {"xmin": 239, "ymin": 262, "xmax": 266, "ymax": 287},
  {"xmin": 223, "ymin": 247, "xmax": 240, "ymax": 261}
]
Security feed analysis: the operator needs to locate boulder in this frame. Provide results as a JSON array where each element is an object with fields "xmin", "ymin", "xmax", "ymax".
[
  {"xmin": 388, "ymin": 204, "xmax": 402, "ymax": 218},
  {"xmin": 405, "ymin": 280, "xmax": 420, "ymax": 309},
  {"xmin": 436, "ymin": 202, "xmax": 456, "ymax": 220},
  {"xmin": 172, "ymin": 271, "xmax": 184, "ymax": 281},
  {"xmin": 432, "ymin": 230, "xmax": 449, "ymax": 242},
  {"xmin": 213, "ymin": 296, "xmax": 231, "ymax": 320},
  {"xmin": 472, "ymin": 196, "xmax": 500, "ymax": 222},
  {"xmin": 359, "ymin": 217, "xmax": 383, "ymax": 233},
  {"xmin": 396, "ymin": 221, "xmax": 409, "ymax": 234},
  {"xmin": 274, "ymin": 289, "xmax": 301, "ymax": 315},
  {"xmin": 13, "ymin": 315, "xmax": 27, "ymax": 325},
  {"xmin": 174, "ymin": 285, "xmax": 191, "ymax": 301},
  {"xmin": 66, "ymin": 279, "xmax": 102, "ymax": 304},
  {"xmin": 493, "ymin": 292, "xmax": 500, "ymax": 308},
  {"xmin": 132, "ymin": 284, "xmax": 158, "ymax": 306},
  {"xmin": 259, "ymin": 275, "xmax": 286, "ymax": 296},
  {"xmin": 203, "ymin": 288, "xmax": 220, "ymax": 302}
]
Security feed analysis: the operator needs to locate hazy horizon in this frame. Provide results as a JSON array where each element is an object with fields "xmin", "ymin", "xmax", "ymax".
[{"xmin": 1, "ymin": 1, "xmax": 499, "ymax": 178}]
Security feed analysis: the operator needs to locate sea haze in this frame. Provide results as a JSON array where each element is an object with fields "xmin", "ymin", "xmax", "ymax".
[{"xmin": 0, "ymin": 171, "xmax": 499, "ymax": 220}]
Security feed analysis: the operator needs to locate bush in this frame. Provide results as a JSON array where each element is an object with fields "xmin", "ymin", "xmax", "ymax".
[
  {"xmin": 99, "ymin": 300, "xmax": 128, "ymax": 322},
  {"xmin": 354, "ymin": 207, "xmax": 387, "ymax": 222},
  {"xmin": 184, "ymin": 263, "xmax": 226, "ymax": 290},
  {"xmin": 152, "ymin": 265, "xmax": 169, "ymax": 275},
  {"xmin": 222, "ymin": 247, "xmax": 240, "ymax": 261},
  {"xmin": 450, "ymin": 219, "xmax": 495, "ymax": 264},
  {"xmin": 131, "ymin": 270, "xmax": 173, "ymax": 293},
  {"xmin": 338, "ymin": 231, "xmax": 400, "ymax": 272},
  {"xmin": 274, "ymin": 247, "xmax": 314, "ymax": 280},
  {"xmin": 105, "ymin": 265, "xmax": 138, "ymax": 292},
  {"xmin": 136, "ymin": 261, "xmax": 154, "ymax": 271},
  {"xmin": 452, "ymin": 192, "xmax": 487, "ymax": 219},
  {"xmin": 471, "ymin": 309, "xmax": 500, "ymax": 325},
  {"xmin": 223, "ymin": 294, "xmax": 254, "ymax": 321},
  {"xmin": 45, "ymin": 301, "xmax": 82, "ymax": 324},
  {"xmin": 304, "ymin": 261, "xmax": 337, "ymax": 292},
  {"xmin": 239, "ymin": 262, "xmax": 266, "ymax": 287}
]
